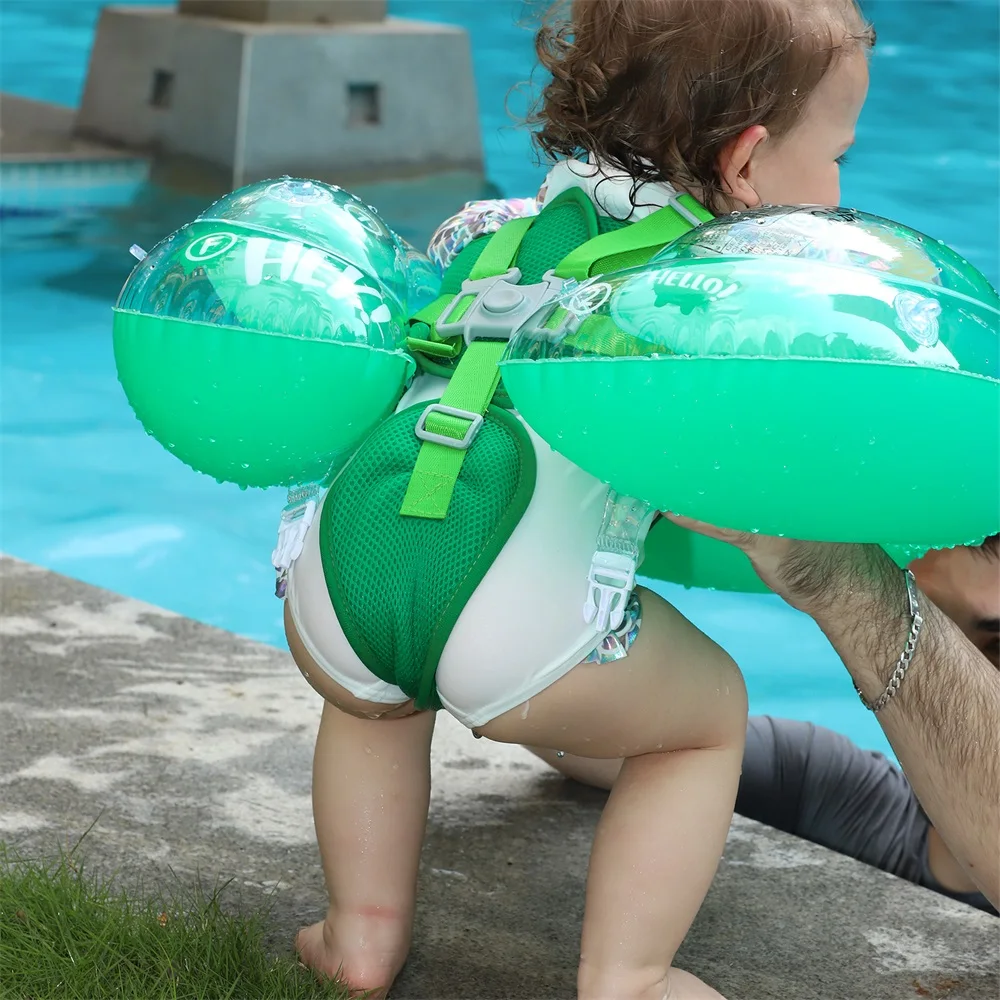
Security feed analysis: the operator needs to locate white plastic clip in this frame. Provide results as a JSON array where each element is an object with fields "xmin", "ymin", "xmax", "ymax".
[
  {"xmin": 272, "ymin": 496, "xmax": 318, "ymax": 598},
  {"xmin": 583, "ymin": 488, "xmax": 657, "ymax": 632},
  {"xmin": 583, "ymin": 550, "xmax": 637, "ymax": 632}
]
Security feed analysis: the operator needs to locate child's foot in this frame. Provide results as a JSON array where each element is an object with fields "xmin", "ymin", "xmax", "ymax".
[
  {"xmin": 579, "ymin": 965, "xmax": 726, "ymax": 1000},
  {"xmin": 296, "ymin": 910, "xmax": 410, "ymax": 997}
]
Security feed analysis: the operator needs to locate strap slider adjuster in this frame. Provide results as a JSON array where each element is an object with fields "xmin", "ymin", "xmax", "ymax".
[{"xmin": 414, "ymin": 403, "xmax": 484, "ymax": 450}]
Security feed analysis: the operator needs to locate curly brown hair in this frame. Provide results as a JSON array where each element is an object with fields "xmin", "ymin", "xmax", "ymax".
[{"xmin": 529, "ymin": 0, "xmax": 875, "ymax": 214}]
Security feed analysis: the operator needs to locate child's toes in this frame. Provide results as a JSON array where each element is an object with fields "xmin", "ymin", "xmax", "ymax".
[{"xmin": 295, "ymin": 920, "xmax": 340, "ymax": 979}]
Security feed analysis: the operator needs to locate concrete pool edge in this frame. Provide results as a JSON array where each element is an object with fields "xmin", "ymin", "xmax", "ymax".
[{"xmin": 1, "ymin": 554, "xmax": 996, "ymax": 999}]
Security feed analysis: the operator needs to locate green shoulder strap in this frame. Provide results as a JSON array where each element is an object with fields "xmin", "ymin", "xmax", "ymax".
[
  {"xmin": 400, "ymin": 188, "xmax": 713, "ymax": 521},
  {"xmin": 399, "ymin": 214, "xmax": 537, "ymax": 520},
  {"xmin": 555, "ymin": 193, "xmax": 712, "ymax": 279}
]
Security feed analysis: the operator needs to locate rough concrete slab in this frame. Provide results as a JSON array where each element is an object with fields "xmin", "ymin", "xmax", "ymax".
[{"xmin": 1, "ymin": 555, "xmax": 996, "ymax": 999}]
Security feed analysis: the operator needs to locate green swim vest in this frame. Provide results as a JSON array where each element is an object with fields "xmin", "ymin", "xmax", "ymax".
[{"xmin": 318, "ymin": 185, "xmax": 712, "ymax": 708}]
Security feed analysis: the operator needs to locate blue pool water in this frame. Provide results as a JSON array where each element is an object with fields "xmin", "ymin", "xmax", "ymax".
[{"xmin": 1, "ymin": 0, "xmax": 998, "ymax": 760}]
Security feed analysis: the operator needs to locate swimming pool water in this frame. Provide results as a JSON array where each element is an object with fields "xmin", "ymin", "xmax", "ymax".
[{"xmin": 2, "ymin": 0, "xmax": 998, "ymax": 761}]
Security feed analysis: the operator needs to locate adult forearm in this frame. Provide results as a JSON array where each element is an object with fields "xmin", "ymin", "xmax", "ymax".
[
  {"xmin": 664, "ymin": 514, "xmax": 1000, "ymax": 906},
  {"xmin": 807, "ymin": 547, "xmax": 1000, "ymax": 907}
]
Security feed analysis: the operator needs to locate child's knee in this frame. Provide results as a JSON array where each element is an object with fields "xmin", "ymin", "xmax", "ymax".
[{"xmin": 700, "ymin": 652, "xmax": 748, "ymax": 749}]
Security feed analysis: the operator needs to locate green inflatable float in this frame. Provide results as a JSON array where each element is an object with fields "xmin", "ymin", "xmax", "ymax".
[
  {"xmin": 113, "ymin": 178, "xmax": 432, "ymax": 489},
  {"xmin": 502, "ymin": 206, "xmax": 999, "ymax": 549},
  {"xmin": 114, "ymin": 181, "xmax": 999, "ymax": 596}
]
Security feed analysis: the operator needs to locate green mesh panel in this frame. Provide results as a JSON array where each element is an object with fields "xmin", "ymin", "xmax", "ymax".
[
  {"xmin": 416, "ymin": 196, "xmax": 606, "ymax": 394},
  {"xmin": 440, "ymin": 237, "xmax": 490, "ymax": 294},
  {"xmin": 437, "ymin": 206, "xmax": 630, "ymax": 301},
  {"xmin": 597, "ymin": 216, "xmax": 630, "ymax": 235},
  {"xmin": 437, "ymin": 205, "xmax": 625, "ymax": 294},
  {"xmin": 320, "ymin": 403, "xmax": 536, "ymax": 709},
  {"xmin": 514, "ymin": 192, "xmax": 597, "ymax": 283}
]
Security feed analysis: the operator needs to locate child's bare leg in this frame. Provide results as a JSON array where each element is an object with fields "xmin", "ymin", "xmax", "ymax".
[
  {"xmin": 296, "ymin": 700, "xmax": 435, "ymax": 995},
  {"xmin": 477, "ymin": 587, "xmax": 747, "ymax": 1000},
  {"xmin": 528, "ymin": 746, "xmax": 622, "ymax": 790},
  {"xmin": 287, "ymin": 605, "xmax": 435, "ymax": 995}
]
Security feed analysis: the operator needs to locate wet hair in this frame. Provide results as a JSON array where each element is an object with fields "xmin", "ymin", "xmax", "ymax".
[{"xmin": 529, "ymin": 0, "xmax": 875, "ymax": 213}]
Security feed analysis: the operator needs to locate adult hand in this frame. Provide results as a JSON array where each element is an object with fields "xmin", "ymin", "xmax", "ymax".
[{"xmin": 662, "ymin": 512, "xmax": 900, "ymax": 617}]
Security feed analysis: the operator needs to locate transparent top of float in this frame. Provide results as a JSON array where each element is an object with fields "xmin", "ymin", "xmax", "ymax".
[
  {"xmin": 198, "ymin": 177, "xmax": 409, "ymax": 295},
  {"xmin": 505, "ymin": 206, "xmax": 999, "ymax": 377},
  {"xmin": 114, "ymin": 178, "xmax": 424, "ymax": 352}
]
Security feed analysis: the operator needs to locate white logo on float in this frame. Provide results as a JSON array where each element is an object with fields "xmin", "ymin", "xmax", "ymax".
[
  {"xmin": 654, "ymin": 269, "xmax": 739, "ymax": 299},
  {"xmin": 344, "ymin": 200, "xmax": 386, "ymax": 237},
  {"xmin": 243, "ymin": 238, "xmax": 307, "ymax": 284},
  {"xmin": 185, "ymin": 232, "xmax": 239, "ymax": 262},
  {"xmin": 238, "ymin": 237, "xmax": 389, "ymax": 333},
  {"xmin": 563, "ymin": 279, "xmax": 613, "ymax": 317}
]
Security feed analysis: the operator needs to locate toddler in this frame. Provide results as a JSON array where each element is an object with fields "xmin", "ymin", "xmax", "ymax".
[{"xmin": 287, "ymin": 1, "xmax": 873, "ymax": 997}]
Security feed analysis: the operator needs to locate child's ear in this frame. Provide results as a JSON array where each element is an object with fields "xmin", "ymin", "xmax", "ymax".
[{"xmin": 718, "ymin": 126, "xmax": 768, "ymax": 208}]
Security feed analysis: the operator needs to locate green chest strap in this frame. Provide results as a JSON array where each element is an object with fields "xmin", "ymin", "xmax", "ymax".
[
  {"xmin": 398, "ymin": 216, "xmax": 535, "ymax": 520},
  {"xmin": 399, "ymin": 188, "xmax": 712, "ymax": 521}
]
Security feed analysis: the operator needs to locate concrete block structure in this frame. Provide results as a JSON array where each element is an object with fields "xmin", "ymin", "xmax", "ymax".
[
  {"xmin": 76, "ymin": 4, "xmax": 482, "ymax": 187},
  {"xmin": 177, "ymin": 0, "xmax": 386, "ymax": 23}
]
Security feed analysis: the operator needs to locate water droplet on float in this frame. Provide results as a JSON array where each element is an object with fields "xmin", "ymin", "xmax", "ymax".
[
  {"xmin": 869, "ymin": 436, "xmax": 877, "ymax": 445},
  {"xmin": 241, "ymin": 462, "xmax": 250, "ymax": 469},
  {"xmin": 713, "ymin": 461, "xmax": 721, "ymax": 470}
]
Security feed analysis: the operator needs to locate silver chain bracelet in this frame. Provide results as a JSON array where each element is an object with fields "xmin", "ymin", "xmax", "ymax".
[{"xmin": 855, "ymin": 568, "xmax": 924, "ymax": 714}]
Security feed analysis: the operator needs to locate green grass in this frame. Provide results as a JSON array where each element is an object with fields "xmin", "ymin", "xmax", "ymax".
[{"xmin": 0, "ymin": 843, "xmax": 350, "ymax": 1000}]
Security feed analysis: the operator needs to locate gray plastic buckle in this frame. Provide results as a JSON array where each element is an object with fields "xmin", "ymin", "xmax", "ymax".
[
  {"xmin": 414, "ymin": 403, "xmax": 483, "ymax": 450},
  {"xmin": 435, "ymin": 268, "xmax": 566, "ymax": 346},
  {"xmin": 514, "ymin": 289, "xmax": 583, "ymax": 345}
]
